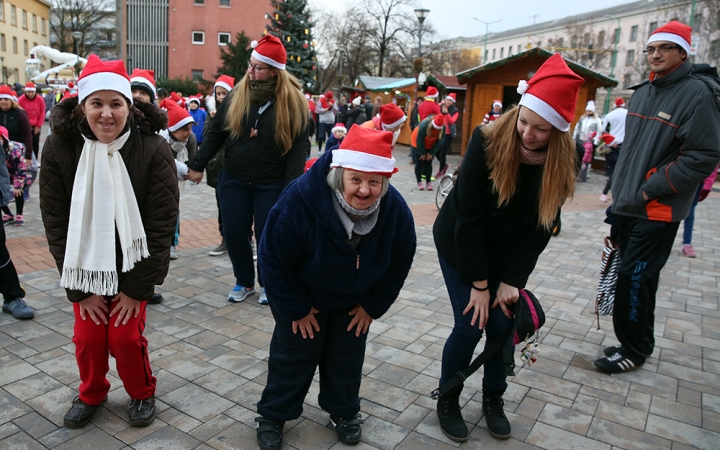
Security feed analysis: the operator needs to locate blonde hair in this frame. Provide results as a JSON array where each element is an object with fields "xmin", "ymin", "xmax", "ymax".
[
  {"xmin": 483, "ymin": 106, "xmax": 576, "ymax": 230},
  {"xmin": 225, "ymin": 70, "xmax": 308, "ymax": 154}
]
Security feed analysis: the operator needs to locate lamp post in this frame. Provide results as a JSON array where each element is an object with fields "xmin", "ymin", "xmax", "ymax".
[
  {"xmin": 413, "ymin": 8, "xmax": 430, "ymax": 101},
  {"xmin": 602, "ymin": 15, "xmax": 621, "ymax": 114},
  {"xmin": 337, "ymin": 45, "xmax": 347, "ymax": 87},
  {"xmin": 474, "ymin": 18, "xmax": 501, "ymax": 65}
]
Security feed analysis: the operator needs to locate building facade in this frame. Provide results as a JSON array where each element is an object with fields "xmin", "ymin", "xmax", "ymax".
[
  {"xmin": 0, "ymin": 0, "xmax": 51, "ymax": 85},
  {"xmin": 437, "ymin": 0, "xmax": 718, "ymax": 113},
  {"xmin": 120, "ymin": 0, "xmax": 269, "ymax": 80}
]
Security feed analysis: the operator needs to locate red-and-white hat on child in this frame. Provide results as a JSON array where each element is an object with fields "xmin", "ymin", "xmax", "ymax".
[
  {"xmin": 214, "ymin": 75, "xmax": 235, "ymax": 92},
  {"xmin": 445, "ymin": 93, "xmax": 456, "ymax": 103},
  {"xmin": 78, "ymin": 54, "xmax": 133, "ymax": 105},
  {"xmin": 432, "ymin": 114, "xmax": 445, "ymax": 129},
  {"xmin": 331, "ymin": 125, "xmax": 398, "ymax": 178},
  {"xmin": 129, "ymin": 68, "xmax": 156, "ymax": 99},
  {"xmin": 492, "ymin": 99, "xmax": 503, "ymax": 108},
  {"xmin": 164, "ymin": 101, "xmax": 194, "ymax": 132},
  {"xmin": 425, "ymin": 86, "xmax": 439, "ymax": 98},
  {"xmin": 331, "ymin": 123, "xmax": 347, "ymax": 134},
  {"xmin": 517, "ymin": 53, "xmax": 584, "ymax": 132},
  {"xmin": 24, "ymin": 82, "xmax": 37, "ymax": 92},
  {"xmin": 0, "ymin": 86, "xmax": 15, "ymax": 100},
  {"xmin": 251, "ymin": 35, "xmax": 287, "ymax": 70},
  {"xmin": 187, "ymin": 94, "xmax": 202, "ymax": 105},
  {"xmin": 379, "ymin": 104, "xmax": 406, "ymax": 129},
  {"xmin": 648, "ymin": 20, "xmax": 692, "ymax": 54}
]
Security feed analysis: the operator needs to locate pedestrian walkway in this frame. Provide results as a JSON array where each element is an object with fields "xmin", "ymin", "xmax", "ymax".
[{"xmin": 1, "ymin": 144, "xmax": 719, "ymax": 449}]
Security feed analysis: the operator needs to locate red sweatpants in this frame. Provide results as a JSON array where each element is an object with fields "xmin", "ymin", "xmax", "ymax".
[{"xmin": 72, "ymin": 299, "xmax": 156, "ymax": 405}]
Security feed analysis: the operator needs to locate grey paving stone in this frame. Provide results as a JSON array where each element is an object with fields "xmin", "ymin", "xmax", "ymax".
[
  {"xmin": 586, "ymin": 417, "xmax": 672, "ymax": 450},
  {"xmin": 131, "ymin": 425, "xmax": 202, "ymax": 450},
  {"xmin": 537, "ymin": 403, "xmax": 593, "ymax": 435},
  {"xmin": 0, "ymin": 431, "xmax": 46, "ymax": 450},
  {"xmin": 12, "ymin": 411, "xmax": 58, "ymax": 439},
  {"xmin": 361, "ymin": 415, "xmax": 412, "ymax": 450},
  {"xmin": 646, "ymin": 414, "xmax": 720, "ymax": 450},
  {"xmin": 0, "ymin": 355, "xmax": 40, "ymax": 387},
  {"xmin": 161, "ymin": 383, "xmax": 234, "ymax": 422},
  {"xmin": 526, "ymin": 422, "xmax": 611, "ymax": 450},
  {"xmin": 0, "ymin": 391, "xmax": 33, "ymax": 425},
  {"xmin": 53, "ymin": 427, "xmax": 125, "ymax": 450}
]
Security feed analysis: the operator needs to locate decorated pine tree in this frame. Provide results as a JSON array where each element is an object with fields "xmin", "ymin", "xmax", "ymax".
[{"xmin": 265, "ymin": 0, "xmax": 318, "ymax": 88}]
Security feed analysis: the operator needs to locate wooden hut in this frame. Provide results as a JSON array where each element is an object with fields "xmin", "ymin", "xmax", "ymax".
[
  {"xmin": 425, "ymin": 74, "xmax": 466, "ymax": 154},
  {"xmin": 456, "ymin": 47, "xmax": 618, "ymax": 153}
]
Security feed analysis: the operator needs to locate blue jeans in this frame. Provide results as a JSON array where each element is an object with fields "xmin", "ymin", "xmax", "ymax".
[
  {"xmin": 438, "ymin": 255, "xmax": 515, "ymax": 391},
  {"xmin": 682, "ymin": 185, "xmax": 702, "ymax": 245},
  {"xmin": 216, "ymin": 170, "xmax": 283, "ymax": 288}
]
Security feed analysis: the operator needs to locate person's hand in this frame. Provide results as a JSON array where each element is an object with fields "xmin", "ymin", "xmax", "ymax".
[
  {"xmin": 698, "ymin": 189, "xmax": 711, "ymax": 202},
  {"xmin": 581, "ymin": 163, "xmax": 587, "ymax": 170},
  {"xmin": 186, "ymin": 169, "xmax": 204, "ymax": 183},
  {"xmin": 25, "ymin": 158, "xmax": 33, "ymax": 168},
  {"xmin": 463, "ymin": 283, "xmax": 491, "ymax": 329},
  {"xmin": 209, "ymin": 110, "xmax": 216, "ymax": 118},
  {"xmin": 33, "ymin": 126, "xmax": 42, "ymax": 134},
  {"xmin": 78, "ymin": 294, "xmax": 109, "ymax": 325},
  {"xmin": 109, "ymin": 292, "xmax": 142, "ymax": 327},
  {"xmin": 642, "ymin": 191, "xmax": 649, "ymax": 201},
  {"xmin": 292, "ymin": 307, "xmax": 320, "ymax": 339},
  {"xmin": 13, "ymin": 188, "xmax": 23, "ymax": 198},
  {"xmin": 492, "ymin": 282, "xmax": 519, "ymax": 319},
  {"xmin": 347, "ymin": 305, "xmax": 373, "ymax": 337}
]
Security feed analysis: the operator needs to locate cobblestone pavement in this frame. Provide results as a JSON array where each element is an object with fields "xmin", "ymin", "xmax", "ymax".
[{"xmin": 1, "ymin": 134, "xmax": 720, "ymax": 449}]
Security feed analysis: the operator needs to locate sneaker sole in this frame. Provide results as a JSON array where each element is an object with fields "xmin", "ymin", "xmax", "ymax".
[
  {"xmin": 440, "ymin": 426, "xmax": 469, "ymax": 443},
  {"xmin": 208, "ymin": 251, "xmax": 227, "ymax": 256},
  {"xmin": 130, "ymin": 409, "xmax": 157, "ymax": 427},
  {"xmin": 487, "ymin": 429, "xmax": 512, "ymax": 439},
  {"xmin": 228, "ymin": 291, "xmax": 255, "ymax": 302}
]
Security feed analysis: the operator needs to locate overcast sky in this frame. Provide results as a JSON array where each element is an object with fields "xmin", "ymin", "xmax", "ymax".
[{"xmin": 308, "ymin": 0, "xmax": 635, "ymax": 41}]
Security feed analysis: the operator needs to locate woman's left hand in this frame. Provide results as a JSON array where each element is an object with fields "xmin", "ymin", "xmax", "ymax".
[
  {"xmin": 13, "ymin": 188, "xmax": 23, "ymax": 198},
  {"xmin": 492, "ymin": 282, "xmax": 519, "ymax": 319},
  {"xmin": 347, "ymin": 305, "xmax": 373, "ymax": 337},
  {"xmin": 109, "ymin": 292, "xmax": 142, "ymax": 327}
]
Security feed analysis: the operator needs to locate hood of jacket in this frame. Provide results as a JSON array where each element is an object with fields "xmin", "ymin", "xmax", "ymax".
[{"xmin": 49, "ymin": 97, "xmax": 168, "ymax": 141}]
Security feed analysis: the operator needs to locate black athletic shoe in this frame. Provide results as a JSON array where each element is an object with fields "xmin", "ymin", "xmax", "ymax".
[
  {"xmin": 483, "ymin": 387, "xmax": 511, "ymax": 439},
  {"xmin": 255, "ymin": 417, "xmax": 284, "ymax": 450},
  {"xmin": 330, "ymin": 414, "xmax": 364, "ymax": 445},
  {"xmin": 436, "ymin": 389, "xmax": 469, "ymax": 442},
  {"xmin": 603, "ymin": 344, "xmax": 622, "ymax": 357},
  {"xmin": 594, "ymin": 351, "xmax": 644, "ymax": 374},
  {"xmin": 64, "ymin": 397, "xmax": 106, "ymax": 429},
  {"xmin": 128, "ymin": 396, "xmax": 156, "ymax": 427},
  {"xmin": 148, "ymin": 293, "xmax": 163, "ymax": 305}
]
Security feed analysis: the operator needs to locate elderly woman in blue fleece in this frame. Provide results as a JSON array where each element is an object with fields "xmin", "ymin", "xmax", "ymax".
[{"xmin": 254, "ymin": 124, "xmax": 416, "ymax": 450}]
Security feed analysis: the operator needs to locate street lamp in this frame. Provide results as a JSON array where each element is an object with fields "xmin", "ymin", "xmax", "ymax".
[
  {"xmin": 338, "ymin": 45, "xmax": 347, "ymax": 87},
  {"xmin": 71, "ymin": 31, "xmax": 83, "ymax": 56},
  {"xmin": 602, "ymin": 14, "xmax": 621, "ymax": 114},
  {"xmin": 474, "ymin": 18, "xmax": 501, "ymax": 65},
  {"xmin": 414, "ymin": 8, "xmax": 430, "ymax": 58}
]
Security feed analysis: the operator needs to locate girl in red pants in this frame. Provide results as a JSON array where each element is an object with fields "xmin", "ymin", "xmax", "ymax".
[{"xmin": 39, "ymin": 55, "xmax": 179, "ymax": 429}]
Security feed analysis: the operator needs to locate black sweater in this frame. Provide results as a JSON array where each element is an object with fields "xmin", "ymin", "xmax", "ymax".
[
  {"xmin": 433, "ymin": 126, "xmax": 556, "ymax": 288},
  {"xmin": 187, "ymin": 92, "xmax": 307, "ymax": 186}
]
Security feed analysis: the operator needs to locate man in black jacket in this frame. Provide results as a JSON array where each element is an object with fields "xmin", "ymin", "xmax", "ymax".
[{"xmin": 595, "ymin": 21, "xmax": 720, "ymax": 374}]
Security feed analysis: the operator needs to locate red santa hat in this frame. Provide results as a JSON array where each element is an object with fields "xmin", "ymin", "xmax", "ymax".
[
  {"xmin": 164, "ymin": 102, "xmax": 195, "ymax": 132},
  {"xmin": 615, "ymin": 97, "xmax": 625, "ymax": 108},
  {"xmin": 67, "ymin": 81, "xmax": 75, "ymax": 89},
  {"xmin": 0, "ymin": 126, "xmax": 8, "ymax": 141},
  {"xmin": 129, "ymin": 68, "xmax": 156, "ymax": 101},
  {"xmin": 445, "ymin": 93, "xmax": 456, "ymax": 103},
  {"xmin": 425, "ymin": 86, "xmax": 439, "ymax": 99},
  {"xmin": 331, "ymin": 123, "xmax": 347, "ymax": 134},
  {"xmin": 304, "ymin": 93, "xmax": 311, "ymax": 99},
  {"xmin": 331, "ymin": 125, "xmax": 398, "ymax": 178},
  {"xmin": 24, "ymin": 82, "xmax": 37, "ymax": 92},
  {"xmin": 325, "ymin": 91, "xmax": 334, "ymax": 100},
  {"xmin": 432, "ymin": 114, "xmax": 445, "ymax": 129},
  {"xmin": 187, "ymin": 95, "xmax": 202, "ymax": 106},
  {"xmin": 492, "ymin": 99, "xmax": 503, "ymax": 108},
  {"xmin": 599, "ymin": 133, "xmax": 617, "ymax": 147},
  {"xmin": 77, "ymin": 54, "xmax": 133, "ymax": 105},
  {"xmin": 251, "ymin": 34, "xmax": 287, "ymax": 70},
  {"xmin": 0, "ymin": 86, "xmax": 14, "ymax": 100},
  {"xmin": 516, "ymin": 53, "xmax": 584, "ymax": 132},
  {"xmin": 214, "ymin": 75, "xmax": 235, "ymax": 93},
  {"xmin": 170, "ymin": 92, "xmax": 182, "ymax": 103},
  {"xmin": 379, "ymin": 104, "xmax": 406, "ymax": 129},
  {"xmin": 647, "ymin": 20, "xmax": 692, "ymax": 54}
]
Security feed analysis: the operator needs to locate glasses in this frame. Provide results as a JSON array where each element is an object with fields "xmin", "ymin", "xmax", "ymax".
[
  {"xmin": 642, "ymin": 45, "xmax": 680, "ymax": 55},
  {"xmin": 247, "ymin": 60, "xmax": 270, "ymax": 72}
]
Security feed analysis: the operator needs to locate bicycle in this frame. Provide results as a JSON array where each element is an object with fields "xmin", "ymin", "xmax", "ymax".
[{"xmin": 435, "ymin": 163, "xmax": 461, "ymax": 210}]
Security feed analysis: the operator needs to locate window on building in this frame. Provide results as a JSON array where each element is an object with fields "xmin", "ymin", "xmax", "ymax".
[
  {"xmin": 12, "ymin": 36, "xmax": 17, "ymax": 53},
  {"xmin": 508, "ymin": 46, "xmax": 512, "ymax": 56},
  {"xmin": 583, "ymin": 32, "xmax": 590, "ymax": 47},
  {"xmin": 192, "ymin": 31, "xmax": 205, "ymax": 44},
  {"xmin": 218, "ymin": 32, "xmax": 231, "ymax": 45},
  {"xmin": 41, "ymin": 18, "xmax": 46, "ymax": 36},
  {"xmin": 625, "ymin": 49, "xmax": 635, "ymax": 65},
  {"xmin": 622, "ymin": 74, "xmax": 633, "ymax": 90},
  {"xmin": 598, "ymin": 30, "xmax": 605, "ymax": 46},
  {"xmin": 21, "ymin": 9, "xmax": 26, "ymax": 28},
  {"xmin": 484, "ymin": 49, "xmax": 488, "ymax": 62},
  {"xmin": 630, "ymin": 25, "xmax": 638, "ymax": 42},
  {"xmin": 710, "ymin": 39, "xmax": 720, "ymax": 60},
  {"xmin": 611, "ymin": 50, "xmax": 617, "ymax": 68},
  {"xmin": 492, "ymin": 48, "xmax": 496, "ymax": 59},
  {"xmin": 517, "ymin": 44, "xmax": 522, "ymax": 53},
  {"xmin": 500, "ymin": 47, "xmax": 504, "ymax": 58},
  {"xmin": 194, "ymin": 0, "xmax": 205, "ymax": 4},
  {"xmin": 0, "ymin": 1, "xmax": 4, "ymax": 22},
  {"xmin": 649, "ymin": 21, "xmax": 657, "ymax": 34},
  {"xmin": 23, "ymin": 39, "xmax": 27, "ymax": 56},
  {"xmin": 32, "ymin": 14, "xmax": 36, "ymax": 32},
  {"xmin": 191, "ymin": 70, "xmax": 203, "ymax": 80},
  {"xmin": 558, "ymin": 37, "xmax": 564, "ymax": 48},
  {"xmin": 13, "ymin": 68, "xmax": 18, "ymax": 81},
  {"xmin": 537, "ymin": 40, "xmax": 542, "ymax": 47},
  {"xmin": 614, "ymin": 28, "xmax": 621, "ymax": 44},
  {"xmin": 0, "ymin": 34, "xmax": 5, "ymax": 51},
  {"xmin": 10, "ymin": 4, "xmax": 15, "ymax": 25},
  {"xmin": 571, "ymin": 35, "xmax": 578, "ymax": 49},
  {"xmin": 219, "ymin": 0, "xmax": 230, "ymax": 5}
]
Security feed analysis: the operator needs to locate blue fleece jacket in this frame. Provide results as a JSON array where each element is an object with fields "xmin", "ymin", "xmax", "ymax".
[
  {"xmin": 258, "ymin": 149, "xmax": 417, "ymax": 322},
  {"xmin": 189, "ymin": 108, "xmax": 207, "ymax": 143}
]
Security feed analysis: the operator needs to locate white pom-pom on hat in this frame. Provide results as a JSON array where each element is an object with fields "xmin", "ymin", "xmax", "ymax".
[
  {"xmin": 251, "ymin": 40, "xmax": 259, "ymax": 49},
  {"xmin": 517, "ymin": 80, "xmax": 528, "ymax": 95}
]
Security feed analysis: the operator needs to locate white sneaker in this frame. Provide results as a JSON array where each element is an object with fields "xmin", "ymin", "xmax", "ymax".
[
  {"xmin": 170, "ymin": 246, "xmax": 178, "ymax": 260},
  {"xmin": 258, "ymin": 287, "xmax": 268, "ymax": 305}
]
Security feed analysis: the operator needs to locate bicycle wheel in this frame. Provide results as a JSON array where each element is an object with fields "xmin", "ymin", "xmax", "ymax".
[{"xmin": 436, "ymin": 175, "xmax": 454, "ymax": 210}]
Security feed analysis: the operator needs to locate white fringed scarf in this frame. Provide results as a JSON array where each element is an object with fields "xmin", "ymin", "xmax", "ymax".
[{"xmin": 60, "ymin": 130, "xmax": 149, "ymax": 295}]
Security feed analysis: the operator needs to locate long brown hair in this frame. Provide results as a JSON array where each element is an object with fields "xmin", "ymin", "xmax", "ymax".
[
  {"xmin": 225, "ymin": 69, "xmax": 308, "ymax": 154},
  {"xmin": 483, "ymin": 106, "xmax": 576, "ymax": 230}
]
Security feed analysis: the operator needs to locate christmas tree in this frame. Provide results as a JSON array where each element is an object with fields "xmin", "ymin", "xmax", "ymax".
[{"xmin": 265, "ymin": 0, "xmax": 318, "ymax": 88}]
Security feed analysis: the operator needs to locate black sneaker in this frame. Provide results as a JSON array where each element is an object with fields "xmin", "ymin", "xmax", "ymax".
[
  {"xmin": 64, "ymin": 396, "xmax": 106, "ymax": 429},
  {"xmin": 148, "ymin": 293, "xmax": 163, "ymax": 305},
  {"xmin": 603, "ymin": 344, "xmax": 622, "ymax": 357},
  {"xmin": 255, "ymin": 417, "xmax": 284, "ymax": 450},
  {"xmin": 208, "ymin": 241, "xmax": 227, "ymax": 256},
  {"xmin": 128, "ymin": 396, "xmax": 156, "ymax": 427},
  {"xmin": 436, "ymin": 389, "xmax": 468, "ymax": 442},
  {"xmin": 594, "ymin": 351, "xmax": 644, "ymax": 374},
  {"xmin": 330, "ymin": 414, "xmax": 364, "ymax": 445},
  {"xmin": 482, "ymin": 387, "xmax": 511, "ymax": 439}
]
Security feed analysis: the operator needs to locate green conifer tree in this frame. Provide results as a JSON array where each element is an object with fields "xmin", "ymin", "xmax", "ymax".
[
  {"xmin": 216, "ymin": 31, "xmax": 252, "ymax": 81},
  {"xmin": 265, "ymin": 0, "xmax": 318, "ymax": 88}
]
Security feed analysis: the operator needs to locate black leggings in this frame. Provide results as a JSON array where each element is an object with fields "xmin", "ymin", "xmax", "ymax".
[
  {"xmin": 2, "ymin": 195, "xmax": 24, "ymax": 217},
  {"xmin": 437, "ymin": 134, "xmax": 452, "ymax": 171},
  {"xmin": 415, "ymin": 157, "xmax": 433, "ymax": 183},
  {"xmin": 0, "ymin": 223, "xmax": 25, "ymax": 303}
]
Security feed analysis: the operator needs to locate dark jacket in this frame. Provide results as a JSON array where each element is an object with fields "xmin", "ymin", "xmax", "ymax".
[
  {"xmin": 434, "ymin": 126, "xmax": 556, "ymax": 288},
  {"xmin": 0, "ymin": 108, "xmax": 33, "ymax": 158},
  {"xmin": 612, "ymin": 61, "xmax": 720, "ymax": 222},
  {"xmin": 364, "ymin": 101, "xmax": 374, "ymax": 123},
  {"xmin": 409, "ymin": 105, "xmax": 421, "ymax": 130},
  {"xmin": 345, "ymin": 106, "xmax": 366, "ymax": 129},
  {"xmin": 259, "ymin": 149, "xmax": 416, "ymax": 322},
  {"xmin": 188, "ymin": 91, "xmax": 307, "ymax": 186},
  {"xmin": 40, "ymin": 97, "xmax": 180, "ymax": 302}
]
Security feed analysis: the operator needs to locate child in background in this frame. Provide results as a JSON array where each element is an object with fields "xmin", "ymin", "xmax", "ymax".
[
  {"xmin": 0, "ymin": 126, "xmax": 31, "ymax": 226},
  {"xmin": 325, "ymin": 123, "xmax": 346, "ymax": 152},
  {"xmin": 187, "ymin": 96, "xmax": 207, "ymax": 145}
]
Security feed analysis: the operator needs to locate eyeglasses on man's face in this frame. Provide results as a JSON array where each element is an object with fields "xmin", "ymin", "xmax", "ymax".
[{"xmin": 643, "ymin": 44, "xmax": 680, "ymax": 55}]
